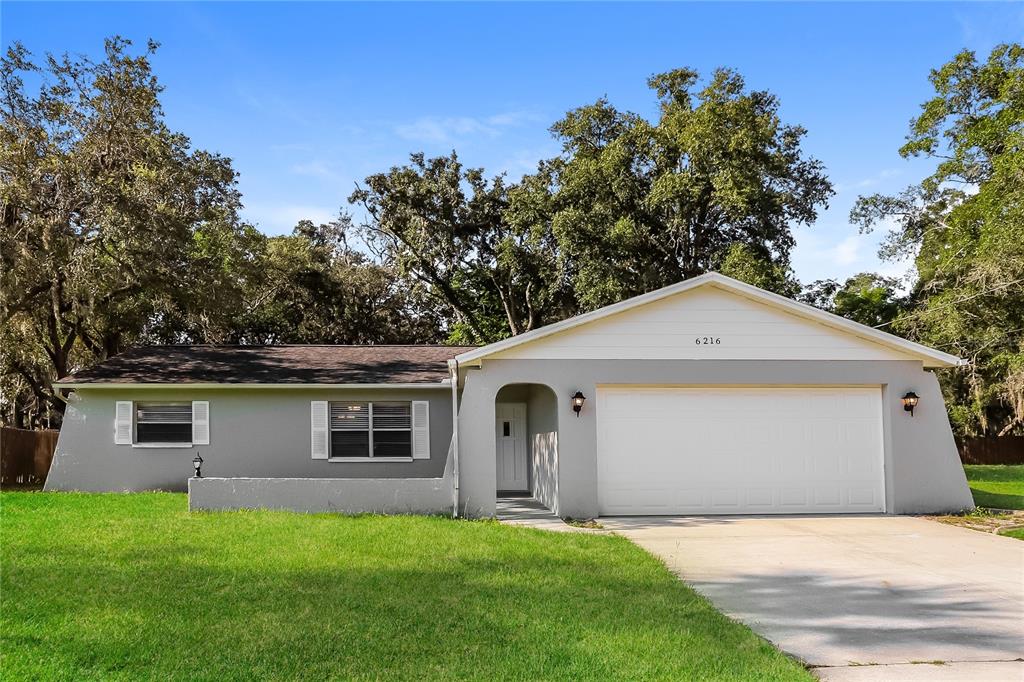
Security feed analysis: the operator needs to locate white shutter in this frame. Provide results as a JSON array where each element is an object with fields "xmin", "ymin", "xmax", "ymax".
[
  {"xmin": 114, "ymin": 401, "xmax": 133, "ymax": 445},
  {"xmin": 191, "ymin": 401, "xmax": 210, "ymax": 445},
  {"xmin": 412, "ymin": 400, "xmax": 430, "ymax": 459},
  {"xmin": 311, "ymin": 401, "xmax": 329, "ymax": 459}
]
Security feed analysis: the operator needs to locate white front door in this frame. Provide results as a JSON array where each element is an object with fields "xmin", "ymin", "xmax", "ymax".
[
  {"xmin": 496, "ymin": 403, "xmax": 528, "ymax": 492},
  {"xmin": 597, "ymin": 386, "xmax": 886, "ymax": 515}
]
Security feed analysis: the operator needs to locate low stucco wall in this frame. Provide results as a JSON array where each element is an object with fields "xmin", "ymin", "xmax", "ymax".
[
  {"xmin": 189, "ymin": 443, "xmax": 454, "ymax": 514},
  {"xmin": 188, "ymin": 476, "xmax": 453, "ymax": 515}
]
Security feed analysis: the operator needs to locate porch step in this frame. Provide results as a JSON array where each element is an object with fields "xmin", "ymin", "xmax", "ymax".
[{"xmin": 496, "ymin": 497, "xmax": 586, "ymax": 533}]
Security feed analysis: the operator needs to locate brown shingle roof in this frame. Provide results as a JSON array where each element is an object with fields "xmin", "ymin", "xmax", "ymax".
[{"xmin": 56, "ymin": 345, "xmax": 477, "ymax": 385}]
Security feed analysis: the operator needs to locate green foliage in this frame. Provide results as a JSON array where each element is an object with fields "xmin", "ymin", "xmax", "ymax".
[
  {"xmin": 537, "ymin": 68, "xmax": 833, "ymax": 311},
  {"xmin": 0, "ymin": 38, "xmax": 252, "ymax": 427},
  {"xmin": 349, "ymin": 69, "xmax": 832, "ymax": 341},
  {"xmin": 800, "ymin": 273, "xmax": 905, "ymax": 328},
  {"xmin": 0, "ymin": 39, "xmax": 443, "ymax": 427},
  {"xmin": 719, "ymin": 243, "xmax": 800, "ymax": 297},
  {"xmin": 1, "ymin": 40, "xmax": 840, "ymax": 424},
  {"xmin": 229, "ymin": 219, "xmax": 442, "ymax": 345},
  {"xmin": 0, "ymin": 493, "xmax": 811, "ymax": 681},
  {"xmin": 852, "ymin": 44, "xmax": 1024, "ymax": 436},
  {"xmin": 349, "ymin": 152, "xmax": 568, "ymax": 343}
]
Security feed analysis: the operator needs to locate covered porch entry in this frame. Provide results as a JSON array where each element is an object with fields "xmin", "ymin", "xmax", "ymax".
[{"xmin": 494, "ymin": 383, "xmax": 560, "ymax": 514}]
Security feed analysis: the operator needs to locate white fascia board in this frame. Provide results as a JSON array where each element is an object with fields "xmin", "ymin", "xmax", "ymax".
[
  {"xmin": 52, "ymin": 382, "xmax": 450, "ymax": 390},
  {"xmin": 454, "ymin": 272, "xmax": 965, "ymax": 368},
  {"xmin": 712, "ymin": 276, "xmax": 965, "ymax": 368}
]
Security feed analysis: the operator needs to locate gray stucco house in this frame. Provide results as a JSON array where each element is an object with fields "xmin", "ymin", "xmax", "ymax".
[{"xmin": 46, "ymin": 272, "xmax": 975, "ymax": 518}]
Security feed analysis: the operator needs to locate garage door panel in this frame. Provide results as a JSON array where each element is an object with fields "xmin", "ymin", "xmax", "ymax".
[
  {"xmin": 677, "ymin": 489, "xmax": 705, "ymax": 507},
  {"xmin": 745, "ymin": 488, "xmax": 774, "ymax": 506},
  {"xmin": 779, "ymin": 451, "xmax": 809, "ymax": 476},
  {"xmin": 814, "ymin": 486, "xmax": 842, "ymax": 506},
  {"xmin": 597, "ymin": 387, "xmax": 885, "ymax": 515},
  {"xmin": 710, "ymin": 489, "xmax": 740, "ymax": 508},
  {"xmin": 812, "ymin": 452, "xmax": 841, "ymax": 476},
  {"xmin": 848, "ymin": 487, "xmax": 880, "ymax": 506},
  {"xmin": 744, "ymin": 451, "xmax": 773, "ymax": 476}
]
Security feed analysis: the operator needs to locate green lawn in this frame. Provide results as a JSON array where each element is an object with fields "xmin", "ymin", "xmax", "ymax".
[
  {"xmin": 964, "ymin": 464, "xmax": 1024, "ymax": 510},
  {"xmin": 1000, "ymin": 527, "xmax": 1024, "ymax": 540},
  {"xmin": 0, "ymin": 493, "xmax": 808, "ymax": 681}
]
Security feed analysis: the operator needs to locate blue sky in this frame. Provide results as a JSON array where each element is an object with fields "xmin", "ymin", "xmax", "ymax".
[{"xmin": 3, "ymin": 2, "xmax": 1023, "ymax": 285}]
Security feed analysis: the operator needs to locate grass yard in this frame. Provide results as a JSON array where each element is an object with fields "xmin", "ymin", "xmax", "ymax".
[
  {"xmin": 964, "ymin": 464, "xmax": 1024, "ymax": 510},
  {"xmin": 0, "ymin": 493, "xmax": 809, "ymax": 681}
]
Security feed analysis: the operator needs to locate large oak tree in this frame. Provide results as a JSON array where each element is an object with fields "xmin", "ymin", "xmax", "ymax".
[
  {"xmin": 535, "ymin": 68, "xmax": 833, "ymax": 309},
  {"xmin": 852, "ymin": 44, "xmax": 1024, "ymax": 436},
  {"xmin": 349, "ymin": 153, "xmax": 567, "ymax": 343},
  {"xmin": 1, "ymin": 38, "xmax": 256, "ymax": 426},
  {"xmin": 350, "ymin": 68, "xmax": 832, "ymax": 342}
]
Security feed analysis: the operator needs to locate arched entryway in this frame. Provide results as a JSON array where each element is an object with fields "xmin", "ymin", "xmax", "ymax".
[{"xmin": 494, "ymin": 383, "xmax": 559, "ymax": 513}]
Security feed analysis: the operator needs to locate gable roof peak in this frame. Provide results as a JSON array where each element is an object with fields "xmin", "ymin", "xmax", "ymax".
[{"xmin": 455, "ymin": 271, "xmax": 964, "ymax": 368}]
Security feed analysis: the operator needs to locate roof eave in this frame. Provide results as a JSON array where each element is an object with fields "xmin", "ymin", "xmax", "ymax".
[{"xmin": 53, "ymin": 381, "xmax": 451, "ymax": 390}]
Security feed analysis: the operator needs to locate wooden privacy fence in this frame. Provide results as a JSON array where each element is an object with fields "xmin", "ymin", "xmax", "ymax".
[
  {"xmin": 0, "ymin": 427, "xmax": 59, "ymax": 488},
  {"xmin": 958, "ymin": 436, "xmax": 1024, "ymax": 465}
]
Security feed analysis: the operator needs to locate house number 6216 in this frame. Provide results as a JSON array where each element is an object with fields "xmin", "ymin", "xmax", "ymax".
[{"xmin": 695, "ymin": 336, "xmax": 721, "ymax": 345}]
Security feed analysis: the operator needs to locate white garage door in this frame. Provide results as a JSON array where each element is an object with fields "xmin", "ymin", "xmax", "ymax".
[{"xmin": 597, "ymin": 387, "xmax": 886, "ymax": 515}]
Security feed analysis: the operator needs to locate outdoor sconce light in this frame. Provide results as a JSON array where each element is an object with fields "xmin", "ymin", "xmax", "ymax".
[
  {"xmin": 571, "ymin": 390, "xmax": 587, "ymax": 417},
  {"xmin": 901, "ymin": 391, "xmax": 920, "ymax": 417},
  {"xmin": 192, "ymin": 454, "xmax": 204, "ymax": 478}
]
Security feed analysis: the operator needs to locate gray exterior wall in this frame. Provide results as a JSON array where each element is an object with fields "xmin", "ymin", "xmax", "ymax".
[
  {"xmin": 46, "ymin": 387, "xmax": 454, "ymax": 493},
  {"xmin": 46, "ymin": 358, "xmax": 972, "ymax": 521},
  {"xmin": 456, "ymin": 359, "xmax": 974, "ymax": 519}
]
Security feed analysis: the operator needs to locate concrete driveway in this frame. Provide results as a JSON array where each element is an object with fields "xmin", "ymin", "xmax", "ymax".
[{"xmin": 601, "ymin": 516, "xmax": 1024, "ymax": 681}]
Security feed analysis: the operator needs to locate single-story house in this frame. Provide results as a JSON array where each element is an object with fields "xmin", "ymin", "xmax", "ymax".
[{"xmin": 46, "ymin": 272, "xmax": 975, "ymax": 517}]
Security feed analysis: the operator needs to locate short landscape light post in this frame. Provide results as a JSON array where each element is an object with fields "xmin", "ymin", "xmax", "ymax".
[
  {"xmin": 571, "ymin": 390, "xmax": 587, "ymax": 417},
  {"xmin": 192, "ymin": 454, "xmax": 204, "ymax": 478},
  {"xmin": 901, "ymin": 391, "xmax": 920, "ymax": 417}
]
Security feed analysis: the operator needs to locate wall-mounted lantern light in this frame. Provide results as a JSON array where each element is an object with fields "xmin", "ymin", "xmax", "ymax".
[
  {"xmin": 571, "ymin": 391, "xmax": 587, "ymax": 417},
  {"xmin": 192, "ymin": 454, "xmax": 204, "ymax": 478},
  {"xmin": 901, "ymin": 391, "xmax": 920, "ymax": 417}
]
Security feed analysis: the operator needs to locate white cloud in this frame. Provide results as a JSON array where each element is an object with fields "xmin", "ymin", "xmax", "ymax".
[
  {"xmin": 828, "ymin": 235, "xmax": 860, "ymax": 266},
  {"xmin": 485, "ymin": 111, "xmax": 538, "ymax": 127},
  {"xmin": 289, "ymin": 160, "xmax": 345, "ymax": 184},
  {"xmin": 243, "ymin": 202, "xmax": 339, "ymax": 234},
  {"xmin": 394, "ymin": 110, "xmax": 539, "ymax": 145},
  {"xmin": 835, "ymin": 168, "xmax": 901, "ymax": 192},
  {"xmin": 495, "ymin": 143, "xmax": 561, "ymax": 179},
  {"xmin": 875, "ymin": 258, "xmax": 914, "ymax": 287}
]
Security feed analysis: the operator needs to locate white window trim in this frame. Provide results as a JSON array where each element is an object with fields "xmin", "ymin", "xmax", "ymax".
[{"xmin": 328, "ymin": 401, "xmax": 414, "ymax": 460}]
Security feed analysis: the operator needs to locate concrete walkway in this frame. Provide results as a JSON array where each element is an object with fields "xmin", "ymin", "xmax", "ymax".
[
  {"xmin": 496, "ymin": 497, "xmax": 576, "ymax": 532},
  {"xmin": 496, "ymin": 497, "xmax": 608, "ymax": 534},
  {"xmin": 812, "ymin": 661, "xmax": 1024, "ymax": 681},
  {"xmin": 601, "ymin": 516, "xmax": 1024, "ymax": 681}
]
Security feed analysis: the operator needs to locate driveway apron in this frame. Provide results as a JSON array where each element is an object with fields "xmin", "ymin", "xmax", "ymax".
[{"xmin": 601, "ymin": 516, "xmax": 1024, "ymax": 678}]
